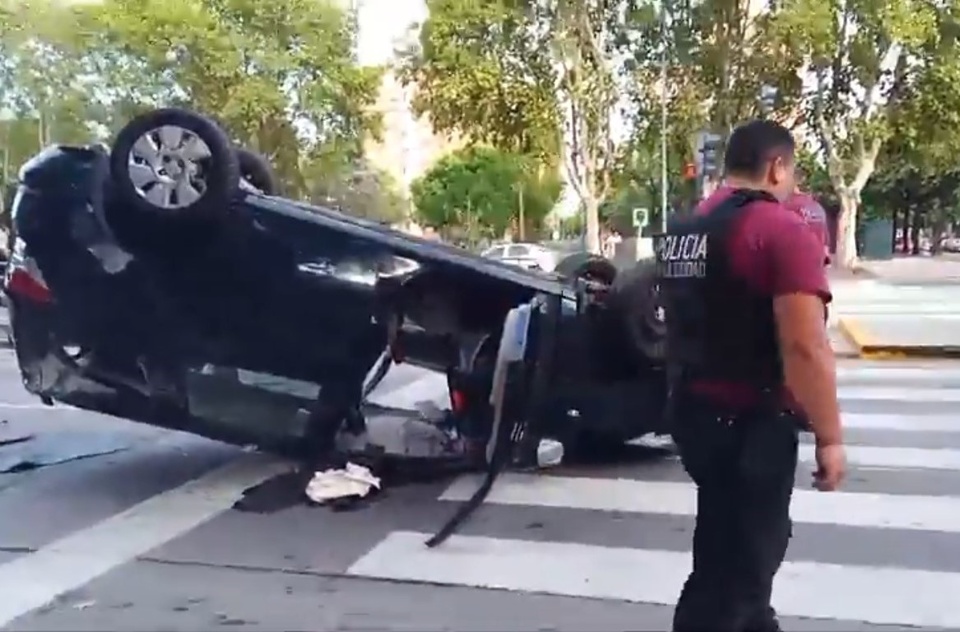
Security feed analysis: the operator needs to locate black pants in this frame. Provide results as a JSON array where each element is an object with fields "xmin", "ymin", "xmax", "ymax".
[{"xmin": 671, "ymin": 396, "xmax": 800, "ymax": 632}]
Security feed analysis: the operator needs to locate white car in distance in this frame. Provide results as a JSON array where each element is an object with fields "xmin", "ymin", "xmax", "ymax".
[{"xmin": 481, "ymin": 243, "xmax": 559, "ymax": 272}]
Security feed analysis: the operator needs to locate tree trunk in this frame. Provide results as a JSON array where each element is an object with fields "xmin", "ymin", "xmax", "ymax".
[
  {"xmin": 583, "ymin": 195, "xmax": 601, "ymax": 254},
  {"xmin": 835, "ymin": 191, "xmax": 859, "ymax": 268},
  {"xmin": 904, "ymin": 207, "xmax": 915, "ymax": 253},
  {"xmin": 910, "ymin": 218, "xmax": 921, "ymax": 255},
  {"xmin": 931, "ymin": 209, "xmax": 947, "ymax": 255},
  {"xmin": 517, "ymin": 182, "xmax": 526, "ymax": 241},
  {"xmin": 891, "ymin": 207, "xmax": 900, "ymax": 252}
]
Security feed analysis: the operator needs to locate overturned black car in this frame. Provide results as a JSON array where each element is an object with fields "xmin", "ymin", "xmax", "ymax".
[{"xmin": 4, "ymin": 108, "xmax": 669, "ymax": 541}]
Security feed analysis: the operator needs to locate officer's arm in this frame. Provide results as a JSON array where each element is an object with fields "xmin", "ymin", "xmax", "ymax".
[{"xmin": 769, "ymin": 227, "xmax": 843, "ymax": 447}]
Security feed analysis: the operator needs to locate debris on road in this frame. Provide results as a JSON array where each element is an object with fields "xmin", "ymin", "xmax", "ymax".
[
  {"xmin": 337, "ymin": 402, "xmax": 467, "ymax": 460},
  {"xmin": 233, "ymin": 403, "xmax": 477, "ymax": 515},
  {"xmin": 305, "ymin": 462, "xmax": 380, "ymax": 504},
  {"xmin": 0, "ymin": 430, "xmax": 132, "ymax": 473},
  {"xmin": 0, "ymin": 419, "xmax": 34, "ymax": 448}
]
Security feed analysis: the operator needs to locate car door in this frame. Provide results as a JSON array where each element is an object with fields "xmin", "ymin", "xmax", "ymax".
[{"xmin": 212, "ymin": 205, "xmax": 390, "ymax": 388}]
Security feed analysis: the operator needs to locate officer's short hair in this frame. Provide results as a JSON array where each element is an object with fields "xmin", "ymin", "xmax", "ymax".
[{"xmin": 723, "ymin": 120, "xmax": 795, "ymax": 179}]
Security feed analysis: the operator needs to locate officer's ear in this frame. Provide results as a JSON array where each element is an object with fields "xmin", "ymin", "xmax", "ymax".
[
  {"xmin": 767, "ymin": 154, "xmax": 797, "ymax": 199},
  {"xmin": 767, "ymin": 155, "xmax": 788, "ymax": 185}
]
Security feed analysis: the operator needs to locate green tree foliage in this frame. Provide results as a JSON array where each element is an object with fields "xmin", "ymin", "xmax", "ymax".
[
  {"xmin": 403, "ymin": 0, "xmax": 649, "ymax": 254},
  {"xmin": 303, "ymin": 157, "xmax": 408, "ymax": 224},
  {"xmin": 861, "ymin": 130, "xmax": 960, "ymax": 253},
  {"xmin": 0, "ymin": 0, "xmax": 399, "ymax": 221},
  {"xmin": 769, "ymin": 0, "xmax": 941, "ymax": 266},
  {"xmin": 627, "ymin": 0, "xmax": 802, "ymax": 146},
  {"xmin": 859, "ymin": 13, "xmax": 960, "ymax": 252},
  {"xmin": 82, "ymin": 0, "xmax": 382, "ymax": 195},
  {"xmin": 0, "ymin": 2, "xmax": 101, "ymax": 147},
  {"xmin": 613, "ymin": 117, "xmax": 702, "ymax": 232},
  {"xmin": 410, "ymin": 146, "xmax": 561, "ymax": 242},
  {"xmin": 795, "ymin": 149, "xmax": 835, "ymax": 203},
  {"xmin": 400, "ymin": 0, "xmax": 559, "ymax": 163}
]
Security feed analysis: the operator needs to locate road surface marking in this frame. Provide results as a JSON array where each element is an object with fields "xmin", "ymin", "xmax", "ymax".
[
  {"xmin": 0, "ymin": 453, "xmax": 289, "ymax": 628},
  {"xmin": 799, "ymin": 443, "xmax": 960, "ymax": 470},
  {"xmin": 839, "ymin": 386, "xmax": 960, "ymax": 402},
  {"xmin": 836, "ymin": 305, "xmax": 960, "ymax": 314},
  {"xmin": 440, "ymin": 472, "xmax": 960, "ymax": 533},
  {"xmin": 837, "ymin": 365, "xmax": 960, "ymax": 382},
  {"xmin": 842, "ymin": 413, "xmax": 960, "ymax": 432},
  {"xmin": 346, "ymin": 530, "xmax": 960, "ymax": 629}
]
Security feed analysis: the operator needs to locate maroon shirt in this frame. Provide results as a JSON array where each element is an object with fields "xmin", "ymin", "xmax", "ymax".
[
  {"xmin": 687, "ymin": 186, "xmax": 832, "ymax": 409},
  {"xmin": 785, "ymin": 191, "xmax": 830, "ymax": 263}
]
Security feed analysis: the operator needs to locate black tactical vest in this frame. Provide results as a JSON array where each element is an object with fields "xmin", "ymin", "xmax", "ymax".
[{"xmin": 654, "ymin": 189, "xmax": 783, "ymax": 387}]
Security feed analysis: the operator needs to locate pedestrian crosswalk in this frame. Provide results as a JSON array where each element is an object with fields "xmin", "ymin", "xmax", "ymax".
[
  {"xmin": 831, "ymin": 279, "xmax": 960, "ymax": 317},
  {"xmin": 345, "ymin": 361, "xmax": 960, "ymax": 629}
]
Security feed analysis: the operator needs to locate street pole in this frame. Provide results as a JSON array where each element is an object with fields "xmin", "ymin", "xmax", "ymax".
[{"xmin": 659, "ymin": 2, "xmax": 669, "ymax": 233}]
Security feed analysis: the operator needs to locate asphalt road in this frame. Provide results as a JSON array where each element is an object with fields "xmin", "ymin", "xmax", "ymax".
[{"xmin": 1, "ymin": 350, "xmax": 960, "ymax": 631}]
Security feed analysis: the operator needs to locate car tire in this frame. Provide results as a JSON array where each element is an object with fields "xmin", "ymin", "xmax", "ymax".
[
  {"xmin": 236, "ymin": 148, "xmax": 279, "ymax": 195},
  {"xmin": 554, "ymin": 252, "xmax": 618, "ymax": 284},
  {"xmin": 608, "ymin": 258, "xmax": 665, "ymax": 363},
  {"xmin": 109, "ymin": 108, "xmax": 240, "ymax": 226}
]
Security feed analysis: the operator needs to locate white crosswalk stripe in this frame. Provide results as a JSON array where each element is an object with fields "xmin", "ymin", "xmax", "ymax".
[{"xmin": 345, "ymin": 362, "xmax": 960, "ymax": 629}]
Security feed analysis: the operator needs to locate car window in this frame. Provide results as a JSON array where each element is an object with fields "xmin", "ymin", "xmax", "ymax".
[
  {"xmin": 506, "ymin": 245, "xmax": 529, "ymax": 257},
  {"xmin": 483, "ymin": 246, "xmax": 505, "ymax": 258}
]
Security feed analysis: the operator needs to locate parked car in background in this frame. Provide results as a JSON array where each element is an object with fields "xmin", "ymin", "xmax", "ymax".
[
  {"xmin": 942, "ymin": 236, "xmax": 960, "ymax": 253},
  {"xmin": 481, "ymin": 242, "xmax": 559, "ymax": 272}
]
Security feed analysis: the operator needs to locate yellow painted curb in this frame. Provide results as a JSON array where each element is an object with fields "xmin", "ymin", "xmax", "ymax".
[
  {"xmin": 838, "ymin": 317, "xmax": 960, "ymax": 360},
  {"xmin": 832, "ymin": 345, "xmax": 861, "ymax": 359}
]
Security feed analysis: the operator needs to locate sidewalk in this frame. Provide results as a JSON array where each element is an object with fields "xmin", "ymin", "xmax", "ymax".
[
  {"xmin": 831, "ymin": 274, "xmax": 960, "ymax": 359},
  {"xmin": 850, "ymin": 254, "xmax": 960, "ymax": 283},
  {"xmin": 837, "ymin": 316, "xmax": 960, "ymax": 359},
  {"xmin": 829, "ymin": 324, "xmax": 859, "ymax": 358}
]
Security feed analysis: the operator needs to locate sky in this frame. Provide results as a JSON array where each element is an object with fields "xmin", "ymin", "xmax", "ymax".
[{"xmin": 352, "ymin": 0, "xmax": 428, "ymax": 67}]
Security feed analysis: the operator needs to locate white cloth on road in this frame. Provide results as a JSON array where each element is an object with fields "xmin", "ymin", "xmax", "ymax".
[{"xmin": 305, "ymin": 462, "xmax": 380, "ymax": 503}]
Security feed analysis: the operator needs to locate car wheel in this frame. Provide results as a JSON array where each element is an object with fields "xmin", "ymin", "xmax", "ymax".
[
  {"xmin": 608, "ymin": 259, "xmax": 665, "ymax": 363},
  {"xmin": 554, "ymin": 252, "xmax": 618, "ymax": 284},
  {"xmin": 236, "ymin": 148, "xmax": 279, "ymax": 195},
  {"xmin": 109, "ymin": 108, "xmax": 240, "ymax": 225}
]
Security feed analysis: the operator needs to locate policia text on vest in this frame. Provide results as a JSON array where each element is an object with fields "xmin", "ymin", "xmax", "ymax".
[{"xmin": 655, "ymin": 233, "xmax": 708, "ymax": 279}]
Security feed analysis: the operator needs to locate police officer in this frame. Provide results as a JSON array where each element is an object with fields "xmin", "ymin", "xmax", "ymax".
[
  {"xmin": 786, "ymin": 168, "xmax": 831, "ymax": 264},
  {"xmin": 656, "ymin": 120, "xmax": 847, "ymax": 632}
]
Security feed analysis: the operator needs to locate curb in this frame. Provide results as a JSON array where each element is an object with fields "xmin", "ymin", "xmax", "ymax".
[
  {"xmin": 832, "ymin": 346, "xmax": 861, "ymax": 359},
  {"xmin": 837, "ymin": 317, "xmax": 960, "ymax": 359}
]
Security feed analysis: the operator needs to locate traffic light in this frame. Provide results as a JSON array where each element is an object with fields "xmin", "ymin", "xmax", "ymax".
[
  {"xmin": 701, "ymin": 134, "xmax": 722, "ymax": 178},
  {"xmin": 759, "ymin": 85, "xmax": 778, "ymax": 113}
]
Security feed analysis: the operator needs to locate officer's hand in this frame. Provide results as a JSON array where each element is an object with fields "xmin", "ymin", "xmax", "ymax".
[{"xmin": 813, "ymin": 443, "xmax": 846, "ymax": 491}]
